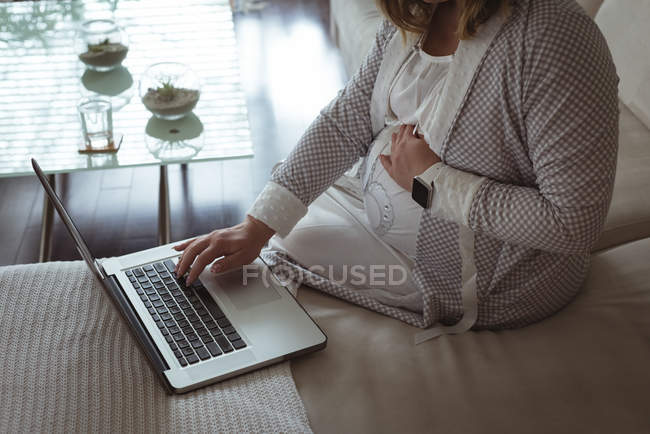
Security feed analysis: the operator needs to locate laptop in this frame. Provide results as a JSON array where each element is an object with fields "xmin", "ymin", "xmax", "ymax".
[{"xmin": 31, "ymin": 158, "xmax": 326, "ymax": 394}]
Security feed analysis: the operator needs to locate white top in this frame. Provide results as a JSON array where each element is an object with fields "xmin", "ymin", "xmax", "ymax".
[
  {"xmin": 388, "ymin": 44, "xmax": 453, "ymax": 135},
  {"xmin": 361, "ymin": 42, "xmax": 452, "ymax": 258}
]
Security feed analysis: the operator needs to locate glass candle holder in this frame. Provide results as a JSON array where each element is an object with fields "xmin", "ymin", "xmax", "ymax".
[{"xmin": 76, "ymin": 19, "xmax": 129, "ymax": 72}]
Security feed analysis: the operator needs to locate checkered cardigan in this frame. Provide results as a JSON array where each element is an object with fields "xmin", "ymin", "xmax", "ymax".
[{"xmin": 262, "ymin": 0, "xmax": 619, "ymax": 330}]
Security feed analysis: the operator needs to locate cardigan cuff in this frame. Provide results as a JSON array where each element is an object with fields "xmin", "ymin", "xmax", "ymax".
[
  {"xmin": 247, "ymin": 181, "xmax": 308, "ymax": 238},
  {"xmin": 429, "ymin": 164, "xmax": 487, "ymax": 227}
]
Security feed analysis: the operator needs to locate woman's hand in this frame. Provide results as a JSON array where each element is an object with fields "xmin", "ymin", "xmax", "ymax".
[
  {"xmin": 173, "ymin": 215, "xmax": 276, "ymax": 285},
  {"xmin": 379, "ymin": 124, "xmax": 441, "ymax": 192}
]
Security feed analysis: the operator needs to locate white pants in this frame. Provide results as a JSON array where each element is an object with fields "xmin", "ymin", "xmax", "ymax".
[{"xmin": 267, "ymin": 176, "xmax": 423, "ymax": 313}]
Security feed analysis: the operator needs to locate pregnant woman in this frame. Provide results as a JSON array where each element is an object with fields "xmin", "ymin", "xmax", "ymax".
[{"xmin": 175, "ymin": 0, "xmax": 619, "ymax": 342}]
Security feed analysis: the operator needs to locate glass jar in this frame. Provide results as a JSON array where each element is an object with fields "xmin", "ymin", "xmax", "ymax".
[
  {"xmin": 139, "ymin": 62, "xmax": 201, "ymax": 120},
  {"xmin": 76, "ymin": 19, "xmax": 129, "ymax": 72}
]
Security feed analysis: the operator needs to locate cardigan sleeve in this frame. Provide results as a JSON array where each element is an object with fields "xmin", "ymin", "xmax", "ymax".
[
  {"xmin": 466, "ymin": 11, "xmax": 619, "ymax": 255},
  {"xmin": 428, "ymin": 163, "xmax": 486, "ymax": 227},
  {"xmin": 248, "ymin": 20, "xmax": 396, "ymax": 236}
]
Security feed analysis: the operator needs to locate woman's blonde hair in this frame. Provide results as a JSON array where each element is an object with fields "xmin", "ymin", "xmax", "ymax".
[{"xmin": 376, "ymin": 0, "xmax": 509, "ymax": 40}]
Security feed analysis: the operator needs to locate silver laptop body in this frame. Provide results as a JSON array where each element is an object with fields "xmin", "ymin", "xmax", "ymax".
[{"xmin": 32, "ymin": 159, "xmax": 326, "ymax": 394}]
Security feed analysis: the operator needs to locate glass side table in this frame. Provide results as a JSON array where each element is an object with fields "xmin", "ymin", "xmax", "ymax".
[{"xmin": 0, "ymin": 0, "xmax": 254, "ymax": 261}]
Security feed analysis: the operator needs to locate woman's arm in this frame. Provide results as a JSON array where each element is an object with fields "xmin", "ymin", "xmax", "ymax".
[
  {"xmin": 385, "ymin": 11, "xmax": 619, "ymax": 256},
  {"xmin": 248, "ymin": 19, "xmax": 396, "ymax": 237},
  {"xmin": 174, "ymin": 20, "xmax": 397, "ymax": 282},
  {"xmin": 453, "ymin": 11, "xmax": 619, "ymax": 255}
]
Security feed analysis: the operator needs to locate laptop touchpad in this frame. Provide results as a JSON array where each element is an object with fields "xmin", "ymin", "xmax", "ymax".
[{"xmin": 214, "ymin": 266, "xmax": 282, "ymax": 311}]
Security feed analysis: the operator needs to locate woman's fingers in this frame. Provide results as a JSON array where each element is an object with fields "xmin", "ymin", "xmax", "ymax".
[
  {"xmin": 413, "ymin": 126, "xmax": 424, "ymax": 139},
  {"xmin": 392, "ymin": 125, "xmax": 406, "ymax": 152},
  {"xmin": 175, "ymin": 236, "xmax": 209, "ymax": 277},
  {"xmin": 186, "ymin": 245, "xmax": 219, "ymax": 285},
  {"xmin": 379, "ymin": 154, "xmax": 393, "ymax": 176},
  {"xmin": 210, "ymin": 250, "xmax": 252, "ymax": 275},
  {"xmin": 399, "ymin": 123, "xmax": 407, "ymax": 138},
  {"xmin": 172, "ymin": 238, "xmax": 195, "ymax": 251},
  {"xmin": 174, "ymin": 217, "xmax": 275, "ymax": 284},
  {"xmin": 410, "ymin": 126, "xmax": 426, "ymax": 141},
  {"xmin": 395, "ymin": 124, "xmax": 417, "ymax": 149},
  {"xmin": 405, "ymin": 124, "xmax": 417, "ymax": 136}
]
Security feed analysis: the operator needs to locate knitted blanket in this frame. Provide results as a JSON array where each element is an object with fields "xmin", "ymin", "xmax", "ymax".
[{"xmin": 0, "ymin": 261, "xmax": 311, "ymax": 433}]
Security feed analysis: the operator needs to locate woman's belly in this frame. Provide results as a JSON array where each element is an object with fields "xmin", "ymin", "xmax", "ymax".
[{"xmin": 361, "ymin": 125, "xmax": 423, "ymax": 259}]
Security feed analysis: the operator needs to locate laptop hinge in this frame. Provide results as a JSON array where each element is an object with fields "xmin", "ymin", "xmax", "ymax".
[{"xmin": 94, "ymin": 259, "xmax": 107, "ymax": 280}]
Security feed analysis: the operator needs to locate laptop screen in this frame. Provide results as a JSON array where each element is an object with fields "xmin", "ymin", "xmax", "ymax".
[{"xmin": 31, "ymin": 158, "xmax": 105, "ymax": 281}]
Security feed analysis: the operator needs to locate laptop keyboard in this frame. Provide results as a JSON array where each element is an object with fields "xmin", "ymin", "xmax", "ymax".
[{"xmin": 125, "ymin": 259, "xmax": 246, "ymax": 367}]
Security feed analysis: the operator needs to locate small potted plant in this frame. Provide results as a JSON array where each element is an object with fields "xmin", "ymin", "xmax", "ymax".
[
  {"xmin": 77, "ymin": 19, "xmax": 129, "ymax": 71},
  {"xmin": 140, "ymin": 62, "xmax": 201, "ymax": 120}
]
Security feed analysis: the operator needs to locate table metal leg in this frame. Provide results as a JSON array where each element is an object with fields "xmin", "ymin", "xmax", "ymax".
[
  {"xmin": 158, "ymin": 165, "xmax": 171, "ymax": 245},
  {"xmin": 39, "ymin": 174, "xmax": 55, "ymax": 262}
]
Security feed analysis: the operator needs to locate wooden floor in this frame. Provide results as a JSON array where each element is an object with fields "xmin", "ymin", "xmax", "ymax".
[{"xmin": 0, "ymin": 0, "xmax": 346, "ymax": 266}]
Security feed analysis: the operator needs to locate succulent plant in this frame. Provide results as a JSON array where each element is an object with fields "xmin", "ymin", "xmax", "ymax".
[
  {"xmin": 87, "ymin": 38, "xmax": 111, "ymax": 52},
  {"xmin": 155, "ymin": 79, "xmax": 177, "ymax": 101}
]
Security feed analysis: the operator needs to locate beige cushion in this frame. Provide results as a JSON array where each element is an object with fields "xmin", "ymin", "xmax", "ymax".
[
  {"xmin": 293, "ymin": 237, "xmax": 650, "ymax": 433},
  {"xmin": 596, "ymin": 0, "xmax": 650, "ymax": 129},
  {"xmin": 594, "ymin": 103, "xmax": 650, "ymax": 251}
]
